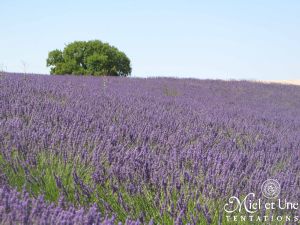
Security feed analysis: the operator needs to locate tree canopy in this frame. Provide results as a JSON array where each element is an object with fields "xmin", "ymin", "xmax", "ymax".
[{"xmin": 47, "ymin": 40, "xmax": 132, "ymax": 76}]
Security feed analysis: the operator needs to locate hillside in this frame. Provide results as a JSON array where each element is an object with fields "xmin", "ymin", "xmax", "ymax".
[{"xmin": 0, "ymin": 73, "xmax": 300, "ymax": 224}]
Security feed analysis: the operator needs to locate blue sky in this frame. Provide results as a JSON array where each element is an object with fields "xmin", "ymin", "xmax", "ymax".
[{"xmin": 0, "ymin": 0, "xmax": 299, "ymax": 80}]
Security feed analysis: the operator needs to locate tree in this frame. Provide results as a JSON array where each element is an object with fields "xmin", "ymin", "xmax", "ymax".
[{"xmin": 46, "ymin": 40, "xmax": 132, "ymax": 76}]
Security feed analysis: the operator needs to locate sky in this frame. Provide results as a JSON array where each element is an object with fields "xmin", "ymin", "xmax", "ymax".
[{"xmin": 0, "ymin": 0, "xmax": 299, "ymax": 80}]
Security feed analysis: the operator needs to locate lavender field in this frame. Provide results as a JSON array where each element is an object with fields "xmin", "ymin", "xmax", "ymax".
[{"xmin": 0, "ymin": 73, "xmax": 299, "ymax": 224}]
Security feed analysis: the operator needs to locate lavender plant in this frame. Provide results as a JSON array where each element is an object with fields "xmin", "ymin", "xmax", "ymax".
[{"xmin": 0, "ymin": 73, "xmax": 299, "ymax": 224}]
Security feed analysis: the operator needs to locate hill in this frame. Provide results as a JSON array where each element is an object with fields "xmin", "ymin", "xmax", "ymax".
[{"xmin": 0, "ymin": 73, "xmax": 300, "ymax": 224}]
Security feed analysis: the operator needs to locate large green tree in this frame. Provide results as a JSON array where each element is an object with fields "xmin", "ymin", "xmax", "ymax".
[{"xmin": 47, "ymin": 40, "xmax": 132, "ymax": 76}]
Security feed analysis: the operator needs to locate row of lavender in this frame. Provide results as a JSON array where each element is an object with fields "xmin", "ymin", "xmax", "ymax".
[
  {"xmin": 1, "ymin": 185, "xmax": 115, "ymax": 225},
  {"xmin": 0, "ymin": 73, "xmax": 299, "ymax": 224}
]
